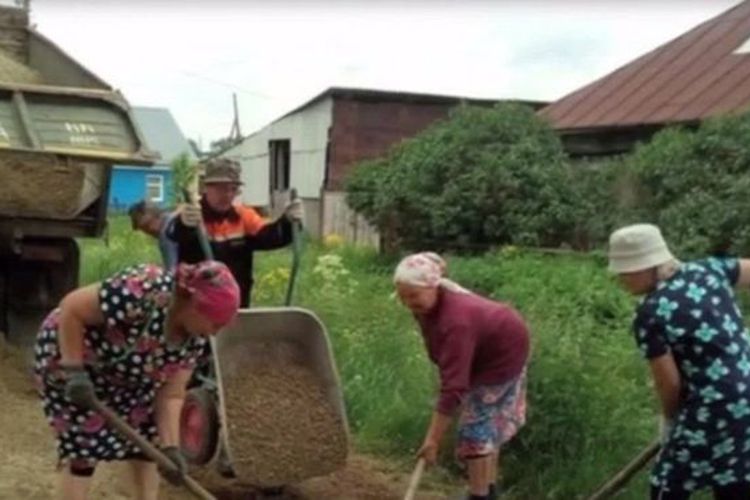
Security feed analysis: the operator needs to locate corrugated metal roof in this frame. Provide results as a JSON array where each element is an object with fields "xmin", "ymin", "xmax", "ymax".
[
  {"xmin": 131, "ymin": 107, "xmax": 195, "ymax": 165},
  {"xmin": 275, "ymin": 86, "xmax": 547, "ymax": 125},
  {"xmin": 540, "ymin": 0, "xmax": 750, "ymax": 130}
]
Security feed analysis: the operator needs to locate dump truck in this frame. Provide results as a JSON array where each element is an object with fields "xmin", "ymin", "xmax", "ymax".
[{"xmin": 0, "ymin": 4, "xmax": 154, "ymax": 348}]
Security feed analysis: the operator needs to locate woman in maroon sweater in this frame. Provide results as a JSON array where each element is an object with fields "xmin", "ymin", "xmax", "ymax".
[{"xmin": 394, "ymin": 252, "xmax": 530, "ymax": 500}]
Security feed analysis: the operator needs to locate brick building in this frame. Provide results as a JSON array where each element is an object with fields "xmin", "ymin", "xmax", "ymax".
[{"xmin": 222, "ymin": 87, "xmax": 543, "ymax": 239}]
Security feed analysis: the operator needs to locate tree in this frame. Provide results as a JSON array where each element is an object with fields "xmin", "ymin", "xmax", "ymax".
[
  {"xmin": 170, "ymin": 153, "xmax": 198, "ymax": 205},
  {"xmin": 626, "ymin": 113, "xmax": 750, "ymax": 257},
  {"xmin": 346, "ymin": 103, "xmax": 578, "ymax": 251}
]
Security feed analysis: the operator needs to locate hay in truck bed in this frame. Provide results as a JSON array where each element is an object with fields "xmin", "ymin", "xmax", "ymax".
[{"xmin": 0, "ymin": 82, "xmax": 156, "ymax": 239}]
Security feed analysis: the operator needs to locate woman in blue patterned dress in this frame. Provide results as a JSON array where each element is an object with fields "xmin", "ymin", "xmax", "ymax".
[
  {"xmin": 608, "ymin": 224, "xmax": 750, "ymax": 500},
  {"xmin": 34, "ymin": 261, "xmax": 240, "ymax": 500}
]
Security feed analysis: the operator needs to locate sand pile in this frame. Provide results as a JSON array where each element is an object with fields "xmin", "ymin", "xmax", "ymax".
[{"xmin": 222, "ymin": 341, "xmax": 348, "ymax": 487}]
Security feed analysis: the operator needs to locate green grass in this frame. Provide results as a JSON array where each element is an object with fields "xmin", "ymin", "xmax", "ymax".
[{"xmin": 79, "ymin": 218, "xmax": 658, "ymax": 499}]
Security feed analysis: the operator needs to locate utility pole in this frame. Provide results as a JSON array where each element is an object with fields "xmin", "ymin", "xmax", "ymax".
[{"xmin": 228, "ymin": 93, "xmax": 242, "ymax": 144}]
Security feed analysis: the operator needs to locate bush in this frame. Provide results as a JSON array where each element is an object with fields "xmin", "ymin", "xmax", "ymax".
[
  {"xmin": 346, "ymin": 104, "xmax": 581, "ymax": 251},
  {"xmin": 626, "ymin": 113, "xmax": 750, "ymax": 258},
  {"xmin": 171, "ymin": 152, "xmax": 199, "ymax": 204},
  {"xmin": 564, "ymin": 157, "xmax": 639, "ymax": 251}
]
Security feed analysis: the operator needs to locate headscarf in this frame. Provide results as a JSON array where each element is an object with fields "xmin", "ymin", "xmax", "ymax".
[
  {"xmin": 393, "ymin": 252, "xmax": 470, "ymax": 294},
  {"xmin": 176, "ymin": 261, "xmax": 240, "ymax": 326}
]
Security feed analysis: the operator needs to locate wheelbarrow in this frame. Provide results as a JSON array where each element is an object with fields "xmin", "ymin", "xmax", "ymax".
[{"xmin": 178, "ymin": 190, "xmax": 349, "ymax": 487}]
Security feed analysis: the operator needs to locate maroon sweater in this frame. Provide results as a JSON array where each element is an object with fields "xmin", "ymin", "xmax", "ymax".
[{"xmin": 417, "ymin": 290, "xmax": 530, "ymax": 415}]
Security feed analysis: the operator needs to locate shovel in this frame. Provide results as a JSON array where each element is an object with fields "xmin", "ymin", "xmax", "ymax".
[
  {"xmin": 403, "ymin": 458, "xmax": 426, "ymax": 500},
  {"xmin": 284, "ymin": 188, "xmax": 303, "ymax": 307},
  {"xmin": 586, "ymin": 439, "xmax": 661, "ymax": 500},
  {"xmin": 90, "ymin": 398, "xmax": 216, "ymax": 500}
]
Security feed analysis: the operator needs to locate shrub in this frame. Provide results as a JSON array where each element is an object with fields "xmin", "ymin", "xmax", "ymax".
[
  {"xmin": 626, "ymin": 113, "xmax": 750, "ymax": 258},
  {"xmin": 346, "ymin": 104, "xmax": 580, "ymax": 251}
]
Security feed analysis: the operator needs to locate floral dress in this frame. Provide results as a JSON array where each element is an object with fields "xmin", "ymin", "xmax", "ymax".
[
  {"xmin": 34, "ymin": 264, "xmax": 208, "ymax": 467},
  {"xmin": 634, "ymin": 258, "xmax": 750, "ymax": 493}
]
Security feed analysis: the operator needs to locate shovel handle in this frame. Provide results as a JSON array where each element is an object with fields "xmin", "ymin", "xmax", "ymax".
[
  {"xmin": 586, "ymin": 440, "xmax": 661, "ymax": 500},
  {"xmin": 91, "ymin": 399, "xmax": 216, "ymax": 500},
  {"xmin": 403, "ymin": 458, "xmax": 426, "ymax": 500},
  {"xmin": 284, "ymin": 188, "xmax": 303, "ymax": 306},
  {"xmin": 181, "ymin": 188, "xmax": 214, "ymax": 261}
]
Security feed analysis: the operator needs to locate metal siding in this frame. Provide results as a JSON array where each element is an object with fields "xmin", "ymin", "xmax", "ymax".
[
  {"xmin": 109, "ymin": 166, "xmax": 173, "ymax": 211},
  {"xmin": 607, "ymin": 17, "xmax": 741, "ymax": 125},
  {"xmin": 223, "ymin": 97, "xmax": 333, "ymax": 206},
  {"xmin": 541, "ymin": 0, "xmax": 750, "ymax": 129},
  {"xmin": 621, "ymin": 16, "xmax": 750, "ymax": 125},
  {"xmin": 646, "ymin": 57, "xmax": 741, "ymax": 123},
  {"xmin": 131, "ymin": 107, "xmax": 196, "ymax": 164},
  {"xmin": 676, "ymin": 57, "xmax": 750, "ymax": 119}
]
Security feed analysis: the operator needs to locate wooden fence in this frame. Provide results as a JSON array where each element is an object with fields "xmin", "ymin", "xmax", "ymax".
[{"xmin": 320, "ymin": 190, "xmax": 380, "ymax": 248}]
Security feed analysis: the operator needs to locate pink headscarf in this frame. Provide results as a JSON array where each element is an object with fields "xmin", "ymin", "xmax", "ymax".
[
  {"xmin": 176, "ymin": 261, "xmax": 240, "ymax": 326},
  {"xmin": 393, "ymin": 252, "xmax": 470, "ymax": 293}
]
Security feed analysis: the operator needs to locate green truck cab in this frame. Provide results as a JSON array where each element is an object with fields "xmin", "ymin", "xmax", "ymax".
[{"xmin": 0, "ymin": 5, "xmax": 155, "ymax": 347}]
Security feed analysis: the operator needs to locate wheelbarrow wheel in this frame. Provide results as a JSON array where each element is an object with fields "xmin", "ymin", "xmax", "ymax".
[{"xmin": 180, "ymin": 387, "xmax": 219, "ymax": 465}]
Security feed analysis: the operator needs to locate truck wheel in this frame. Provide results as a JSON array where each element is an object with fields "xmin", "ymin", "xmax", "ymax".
[
  {"xmin": 180, "ymin": 387, "xmax": 219, "ymax": 465},
  {"xmin": 2, "ymin": 238, "xmax": 78, "ymax": 365}
]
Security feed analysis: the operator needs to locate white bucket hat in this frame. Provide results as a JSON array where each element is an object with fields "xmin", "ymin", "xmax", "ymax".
[{"xmin": 608, "ymin": 224, "xmax": 675, "ymax": 274}]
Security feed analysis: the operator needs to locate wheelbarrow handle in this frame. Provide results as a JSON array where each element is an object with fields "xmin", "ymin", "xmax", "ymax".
[
  {"xmin": 586, "ymin": 439, "xmax": 661, "ymax": 500},
  {"xmin": 90, "ymin": 399, "xmax": 217, "ymax": 500},
  {"xmin": 403, "ymin": 458, "xmax": 426, "ymax": 500},
  {"xmin": 284, "ymin": 188, "xmax": 303, "ymax": 307}
]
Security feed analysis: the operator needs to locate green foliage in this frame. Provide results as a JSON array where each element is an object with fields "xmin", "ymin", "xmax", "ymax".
[
  {"xmin": 171, "ymin": 152, "xmax": 199, "ymax": 204},
  {"xmin": 449, "ymin": 250, "xmax": 652, "ymax": 498},
  {"xmin": 346, "ymin": 104, "xmax": 580, "ymax": 251},
  {"xmin": 81, "ymin": 220, "xmax": 657, "ymax": 498},
  {"xmin": 78, "ymin": 216, "xmax": 160, "ymax": 285},
  {"xmin": 564, "ymin": 158, "xmax": 635, "ymax": 251},
  {"xmin": 626, "ymin": 114, "xmax": 750, "ymax": 258}
]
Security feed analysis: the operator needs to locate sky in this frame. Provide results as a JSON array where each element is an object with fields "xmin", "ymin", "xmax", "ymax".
[{"xmin": 26, "ymin": 0, "xmax": 742, "ymax": 148}]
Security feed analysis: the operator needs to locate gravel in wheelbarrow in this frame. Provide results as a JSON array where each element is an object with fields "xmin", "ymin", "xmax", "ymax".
[{"xmin": 222, "ymin": 340, "xmax": 348, "ymax": 487}]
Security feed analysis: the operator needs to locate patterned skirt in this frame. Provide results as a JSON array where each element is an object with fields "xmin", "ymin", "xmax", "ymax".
[{"xmin": 456, "ymin": 369, "xmax": 527, "ymax": 459}]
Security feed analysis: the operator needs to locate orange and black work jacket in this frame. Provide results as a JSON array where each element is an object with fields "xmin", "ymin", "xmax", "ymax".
[{"xmin": 171, "ymin": 198, "xmax": 293, "ymax": 307}]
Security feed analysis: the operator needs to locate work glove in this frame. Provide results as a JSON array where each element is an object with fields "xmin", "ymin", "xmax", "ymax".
[
  {"xmin": 283, "ymin": 197, "xmax": 304, "ymax": 224},
  {"xmin": 159, "ymin": 446, "xmax": 188, "ymax": 485},
  {"xmin": 179, "ymin": 203, "xmax": 202, "ymax": 228},
  {"xmin": 62, "ymin": 365, "xmax": 97, "ymax": 410}
]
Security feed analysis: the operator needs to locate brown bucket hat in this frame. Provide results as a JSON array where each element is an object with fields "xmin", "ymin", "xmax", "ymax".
[{"xmin": 202, "ymin": 158, "xmax": 244, "ymax": 185}]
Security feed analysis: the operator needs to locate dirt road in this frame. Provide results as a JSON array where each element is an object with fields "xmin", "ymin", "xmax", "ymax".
[{"xmin": 0, "ymin": 340, "xmax": 446, "ymax": 499}]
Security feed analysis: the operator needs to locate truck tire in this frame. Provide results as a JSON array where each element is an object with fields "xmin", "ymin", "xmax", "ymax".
[{"xmin": 2, "ymin": 238, "xmax": 78, "ymax": 356}]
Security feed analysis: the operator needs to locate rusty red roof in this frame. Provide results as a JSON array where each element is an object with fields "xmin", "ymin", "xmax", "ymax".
[{"xmin": 540, "ymin": 0, "xmax": 750, "ymax": 130}]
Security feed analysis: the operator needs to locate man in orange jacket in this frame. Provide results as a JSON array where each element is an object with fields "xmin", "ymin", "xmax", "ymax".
[{"xmin": 171, "ymin": 158, "xmax": 302, "ymax": 307}]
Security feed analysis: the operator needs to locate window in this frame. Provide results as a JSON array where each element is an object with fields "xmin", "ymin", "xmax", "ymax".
[
  {"xmin": 146, "ymin": 174, "xmax": 164, "ymax": 203},
  {"xmin": 269, "ymin": 139, "xmax": 291, "ymax": 192},
  {"xmin": 735, "ymin": 37, "xmax": 750, "ymax": 54}
]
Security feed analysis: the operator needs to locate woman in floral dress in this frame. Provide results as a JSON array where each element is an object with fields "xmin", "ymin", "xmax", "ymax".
[
  {"xmin": 609, "ymin": 224, "xmax": 750, "ymax": 499},
  {"xmin": 34, "ymin": 261, "xmax": 240, "ymax": 500},
  {"xmin": 393, "ymin": 252, "xmax": 530, "ymax": 500}
]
